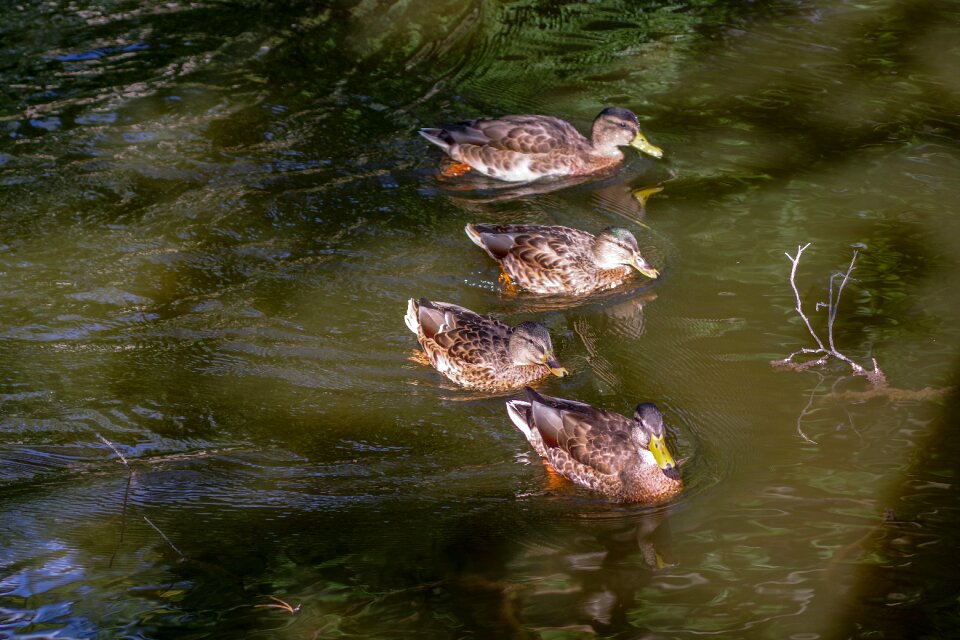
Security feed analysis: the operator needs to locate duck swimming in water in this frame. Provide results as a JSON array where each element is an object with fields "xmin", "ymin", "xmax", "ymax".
[
  {"xmin": 465, "ymin": 223, "xmax": 659, "ymax": 295},
  {"xmin": 420, "ymin": 107, "xmax": 663, "ymax": 182},
  {"xmin": 506, "ymin": 387, "xmax": 682, "ymax": 503},
  {"xmin": 405, "ymin": 298, "xmax": 567, "ymax": 392}
]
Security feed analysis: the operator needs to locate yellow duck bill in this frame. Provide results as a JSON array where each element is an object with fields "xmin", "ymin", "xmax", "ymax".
[
  {"xmin": 633, "ymin": 256, "xmax": 660, "ymax": 279},
  {"xmin": 630, "ymin": 132, "xmax": 664, "ymax": 159},
  {"xmin": 546, "ymin": 355, "xmax": 568, "ymax": 377},
  {"xmin": 648, "ymin": 433, "xmax": 677, "ymax": 470}
]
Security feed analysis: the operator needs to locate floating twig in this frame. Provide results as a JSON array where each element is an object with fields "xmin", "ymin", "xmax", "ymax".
[
  {"xmin": 144, "ymin": 515, "xmax": 186, "ymax": 561},
  {"xmin": 96, "ymin": 432, "xmax": 131, "ymax": 468},
  {"xmin": 255, "ymin": 595, "xmax": 301, "ymax": 614},
  {"xmin": 98, "ymin": 433, "xmax": 135, "ymax": 568}
]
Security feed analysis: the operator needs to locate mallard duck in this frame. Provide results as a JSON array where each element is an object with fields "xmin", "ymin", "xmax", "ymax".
[
  {"xmin": 506, "ymin": 387, "xmax": 682, "ymax": 503},
  {"xmin": 420, "ymin": 107, "xmax": 663, "ymax": 182},
  {"xmin": 405, "ymin": 298, "xmax": 568, "ymax": 392},
  {"xmin": 465, "ymin": 223, "xmax": 659, "ymax": 295}
]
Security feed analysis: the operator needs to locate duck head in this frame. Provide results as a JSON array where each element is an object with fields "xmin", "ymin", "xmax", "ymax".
[
  {"xmin": 630, "ymin": 402, "xmax": 678, "ymax": 472},
  {"xmin": 509, "ymin": 321, "xmax": 567, "ymax": 377},
  {"xmin": 593, "ymin": 227, "xmax": 659, "ymax": 279},
  {"xmin": 591, "ymin": 107, "xmax": 664, "ymax": 159}
]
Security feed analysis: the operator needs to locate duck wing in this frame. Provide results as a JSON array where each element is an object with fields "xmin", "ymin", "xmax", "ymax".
[
  {"xmin": 416, "ymin": 299, "xmax": 510, "ymax": 366},
  {"xmin": 444, "ymin": 115, "xmax": 587, "ymax": 154},
  {"xmin": 525, "ymin": 387, "xmax": 634, "ymax": 474},
  {"xmin": 466, "ymin": 223, "xmax": 591, "ymax": 267},
  {"xmin": 414, "ymin": 299, "xmax": 479, "ymax": 339}
]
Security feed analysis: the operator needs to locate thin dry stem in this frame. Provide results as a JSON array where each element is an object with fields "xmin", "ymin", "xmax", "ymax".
[
  {"xmin": 827, "ymin": 251, "xmax": 857, "ymax": 353},
  {"xmin": 96, "ymin": 432, "xmax": 130, "ymax": 468},
  {"xmin": 255, "ymin": 595, "xmax": 301, "ymax": 614},
  {"xmin": 98, "ymin": 432, "xmax": 135, "ymax": 568},
  {"xmin": 785, "ymin": 243, "xmax": 826, "ymax": 352},
  {"xmin": 144, "ymin": 515, "xmax": 186, "ymax": 561},
  {"xmin": 108, "ymin": 472, "xmax": 134, "ymax": 569}
]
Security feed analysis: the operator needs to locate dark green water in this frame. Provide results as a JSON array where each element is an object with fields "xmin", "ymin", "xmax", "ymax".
[{"xmin": 2, "ymin": 0, "xmax": 959, "ymax": 637}]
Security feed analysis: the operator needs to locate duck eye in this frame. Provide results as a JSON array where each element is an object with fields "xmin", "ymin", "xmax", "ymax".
[{"xmin": 619, "ymin": 122, "xmax": 627, "ymax": 129}]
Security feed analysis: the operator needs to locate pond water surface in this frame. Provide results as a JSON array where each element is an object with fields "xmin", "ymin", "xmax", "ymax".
[{"xmin": 2, "ymin": 1, "xmax": 959, "ymax": 638}]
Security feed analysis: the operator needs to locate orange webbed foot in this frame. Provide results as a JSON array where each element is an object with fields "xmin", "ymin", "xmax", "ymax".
[
  {"xmin": 541, "ymin": 460, "xmax": 568, "ymax": 491},
  {"xmin": 407, "ymin": 350, "xmax": 431, "ymax": 366},
  {"xmin": 498, "ymin": 271, "xmax": 520, "ymax": 295},
  {"xmin": 439, "ymin": 161, "xmax": 473, "ymax": 178}
]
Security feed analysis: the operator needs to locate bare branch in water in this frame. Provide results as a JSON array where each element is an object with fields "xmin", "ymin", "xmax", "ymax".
[
  {"xmin": 772, "ymin": 244, "xmax": 885, "ymax": 386},
  {"xmin": 773, "ymin": 244, "xmax": 950, "ymax": 443},
  {"xmin": 784, "ymin": 243, "xmax": 826, "ymax": 352}
]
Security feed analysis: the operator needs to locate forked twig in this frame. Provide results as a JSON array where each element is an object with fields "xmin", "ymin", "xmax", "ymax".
[{"xmin": 773, "ymin": 244, "xmax": 951, "ymax": 443}]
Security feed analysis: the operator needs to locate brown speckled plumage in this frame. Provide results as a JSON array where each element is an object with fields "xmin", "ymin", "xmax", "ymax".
[
  {"xmin": 465, "ymin": 223, "xmax": 659, "ymax": 295},
  {"xmin": 420, "ymin": 107, "xmax": 663, "ymax": 182},
  {"xmin": 405, "ymin": 298, "xmax": 567, "ymax": 392},
  {"xmin": 506, "ymin": 387, "xmax": 683, "ymax": 503}
]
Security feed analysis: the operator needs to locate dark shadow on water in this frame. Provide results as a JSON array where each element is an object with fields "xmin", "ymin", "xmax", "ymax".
[{"xmin": 831, "ymin": 384, "xmax": 960, "ymax": 638}]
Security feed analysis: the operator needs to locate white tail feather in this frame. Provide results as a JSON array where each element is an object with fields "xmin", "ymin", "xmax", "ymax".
[
  {"xmin": 505, "ymin": 400, "xmax": 534, "ymax": 441},
  {"xmin": 404, "ymin": 298, "xmax": 419, "ymax": 334}
]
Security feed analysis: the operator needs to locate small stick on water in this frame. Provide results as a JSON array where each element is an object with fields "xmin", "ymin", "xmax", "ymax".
[
  {"xmin": 108, "ymin": 472, "xmax": 134, "ymax": 569},
  {"xmin": 96, "ymin": 432, "xmax": 130, "ymax": 468},
  {"xmin": 144, "ymin": 515, "xmax": 186, "ymax": 561},
  {"xmin": 254, "ymin": 595, "xmax": 302, "ymax": 614},
  {"xmin": 98, "ymin": 432, "xmax": 134, "ymax": 568}
]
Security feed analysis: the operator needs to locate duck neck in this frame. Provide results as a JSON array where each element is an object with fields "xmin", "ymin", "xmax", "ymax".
[
  {"xmin": 589, "ymin": 120, "xmax": 625, "ymax": 158},
  {"xmin": 591, "ymin": 238, "xmax": 627, "ymax": 270}
]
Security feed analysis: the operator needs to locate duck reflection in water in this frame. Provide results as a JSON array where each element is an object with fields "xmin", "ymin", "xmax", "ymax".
[
  {"xmin": 433, "ymin": 167, "xmax": 665, "ymax": 226},
  {"xmin": 570, "ymin": 290, "xmax": 658, "ymax": 391},
  {"xmin": 429, "ymin": 504, "xmax": 677, "ymax": 637},
  {"xmin": 560, "ymin": 510, "xmax": 678, "ymax": 635}
]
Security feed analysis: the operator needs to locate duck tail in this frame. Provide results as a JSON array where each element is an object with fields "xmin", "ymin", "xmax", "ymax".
[
  {"xmin": 404, "ymin": 298, "xmax": 420, "ymax": 334},
  {"xmin": 505, "ymin": 397, "xmax": 534, "ymax": 441},
  {"xmin": 463, "ymin": 223, "xmax": 516, "ymax": 260},
  {"xmin": 464, "ymin": 223, "xmax": 485, "ymax": 249},
  {"xmin": 419, "ymin": 128, "xmax": 452, "ymax": 153}
]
